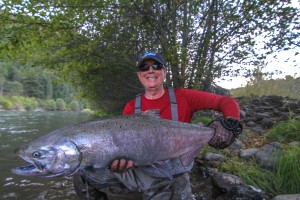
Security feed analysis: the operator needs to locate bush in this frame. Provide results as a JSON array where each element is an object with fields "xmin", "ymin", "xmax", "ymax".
[
  {"xmin": 23, "ymin": 97, "xmax": 38, "ymax": 111},
  {"xmin": 24, "ymin": 104, "xmax": 33, "ymax": 111},
  {"xmin": 56, "ymin": 99, "xmax": 66, "ymax": 111},
  {"xmin": 0, "ymin": 97, "xmax": 13, "ymax": 110},
  {"xmin": 69, "ymin": 100, "xmax": 80, "ymax": 112},
  {"xmin": 11, "ymin": 95, "xmax": 23, "ymax": 109},
  {"xmin": 46, "ymin": 100, "xmax": 57, "ymax": 111}
]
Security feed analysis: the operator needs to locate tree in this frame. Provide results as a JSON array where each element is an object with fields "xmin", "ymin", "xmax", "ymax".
[
  {"xmin": 0, "ymin": 61, "xmax": 23, "ymax": 96},
  {"xmin": 1, "ymin": 0, "xmax": 299, "ymax": 113}
]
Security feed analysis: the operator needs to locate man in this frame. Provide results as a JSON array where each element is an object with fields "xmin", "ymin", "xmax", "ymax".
[{"xmin": 74, "ymin": 52, "xmax": 242, "ymax": 200}]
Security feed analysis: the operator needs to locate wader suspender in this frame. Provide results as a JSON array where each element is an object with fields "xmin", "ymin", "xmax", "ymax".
[{"xmin": 134, "ymin": 87, "xmax": 178, "ymax": 121}]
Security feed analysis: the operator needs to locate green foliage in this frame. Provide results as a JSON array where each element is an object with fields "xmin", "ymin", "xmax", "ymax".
[
  {"xmin": 69, "ymin": 100, "xmax": 80, "ymax": 112},
  {"xmin": 24, "ymin": 104, "xmax": 34, "ymax": 111},
  {"xmin": 22, "ymin": 70, "xmax": 51, "ymax": 99},
  {"xmin": 1, "ymin": 0, "xmax": 299, "ymax": 113},
  {"xmin": 192, "ymin": 116, "xmax": 212, "ymax": 125},
  {"xmin": 265, "ymin": 118, "xmax": 300, "ymax": 142},
  {"xmin": 46, "ymin": 100, "xmax": 57, "ymax": 111},
  {"xmin": 56, "ymin": 98, "xmax": 66, "ymax": 111},
  {"xmin": 10, "ymin": 96, "xmax": 23, "ymax": 109},
  {"xmin": 274, "ymin": 146, "xmax": 300, "ymax": 194},
  {"xmin": 220, "ymin": 117, "xmax": 300, "ymax": 196},
  {"xmin": 221, "ymin": 146, "xmax": 300, "ymax": 196},
  {"xmin": 221, "ymin": 158, "xmax": 278, "ymax": 194},
  {"xmin": 0, "ymin": 97, "xmax": 13, "ymax": 109},
  {"xmin": 0, "ymin": 95, "xmax": 91, "ymax": 112},
  {"xmin": 0, "ymin": 61, "xmax": 75, "ymax": 103},
  {"xmin": 0, "ymin": 96, "xmax": 38, "ymax": 110},
  {"xmin": 23, "ymin": 97, "xmax": 38, "ymax": 111},
  {"xmin": 4, "ymin": 81, "xmax": 23, "ymax": 96}
]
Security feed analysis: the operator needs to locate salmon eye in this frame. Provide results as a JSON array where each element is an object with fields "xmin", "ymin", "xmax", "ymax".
[{"xmin": 32, "ymin": 151, "xmax": 41, "ymax": 158}]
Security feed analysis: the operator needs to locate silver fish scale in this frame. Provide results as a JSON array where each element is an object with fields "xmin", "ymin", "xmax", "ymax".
[
  {"xmin": 13, "ymin": 111, "xmax": 215, "ymax": 177},
  {"xmin": 61, "ymin": 112, "xmax": 213, "ymax": 167}
]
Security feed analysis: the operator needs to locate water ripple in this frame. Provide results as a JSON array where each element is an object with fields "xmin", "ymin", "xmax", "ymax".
[{"xmin": 1, "ymin": 111, "xmax": 93, "ymax": 200}]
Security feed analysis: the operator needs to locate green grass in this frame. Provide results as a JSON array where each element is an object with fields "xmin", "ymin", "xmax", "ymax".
[
  {"xmin": 192, "ymin": 115, "xmax": 212, "ymax": 125},
  {"xmin": 265, "ymin": 118, "xmax": 300, "ymax": 142},
  {"xmin": 217, "ymin": 118, "xmax": 300, "ymax": 197},
  {"xmin": 273, "ymin": 146, "xmax": 300, "ymax": 194},
  {"xmin": 220, "ymin": 146, "xmax": 300, "ymax": 196}
]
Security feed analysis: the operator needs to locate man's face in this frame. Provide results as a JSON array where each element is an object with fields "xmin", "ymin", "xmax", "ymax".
[{"xmin": 137, "ymin": 59, "xmax": 166, "ymax": 90}]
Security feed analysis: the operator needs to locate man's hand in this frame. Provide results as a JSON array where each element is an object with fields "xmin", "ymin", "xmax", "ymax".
[
  {"xmin": 208, "ymin": 118, "xmax": 242, "ymax": 149},
  {"xmin": 110, "ymin": 159, "xmax": 134, "ymax": 173}
]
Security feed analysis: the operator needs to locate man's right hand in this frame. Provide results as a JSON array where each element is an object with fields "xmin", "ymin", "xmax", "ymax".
[{"xmin": 110, "ymin": 159, "xmax": 134, "ymax": 173}]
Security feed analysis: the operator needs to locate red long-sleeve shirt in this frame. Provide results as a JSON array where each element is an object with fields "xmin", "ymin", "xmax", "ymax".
[{"xmin": 123, "ymin": 88, "xmax": 240, "ymax": 123}]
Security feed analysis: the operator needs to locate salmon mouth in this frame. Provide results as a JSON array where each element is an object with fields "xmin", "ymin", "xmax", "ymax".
[
  {"xmin": 11, "ymin": 163, "xmax": 65, "ymax": 177},
  {"xmin": 11, "ymin": 164, "xmax": 45, "ymax": 176},
  {"xmin": 11, "ymin": 155, "xmax": 48, "ymax": 176}
]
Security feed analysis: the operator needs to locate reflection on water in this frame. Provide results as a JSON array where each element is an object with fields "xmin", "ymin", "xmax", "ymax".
[{"xmin": 0, "ymin": 111, "xmax": 94, "ymax": 200}]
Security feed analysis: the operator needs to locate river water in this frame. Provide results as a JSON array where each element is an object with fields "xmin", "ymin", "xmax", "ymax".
[
  {"xmin": 0, "ymin": 111, "xmax": 212, "ymax": 200},
  {"xmin": 0, "ymin": 111, "xmax": 94, "ymax": 200}
]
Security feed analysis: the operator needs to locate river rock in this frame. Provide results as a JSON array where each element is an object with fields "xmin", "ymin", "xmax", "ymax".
[
  {"xmin": 211, "ymin": 172, "xmax": 266, "ymax": 200},
  {"xmin": 211, "ymin": 172, "xmax": 242, "ymax": 192},
  {"xmin": 239, "ymin": 148, "xmax": 259, "ymax": 160},
  {"xmin": 254, "ymin": 113, "xmax": 271, "ymax": 121},
  {"xmin": 255, "ymin": 142, "xmax": 283, "ymax": 170},
  {"xmin": 250, "ymin": 125, "xmax": 265, "ymax": 135},
  {"xmin": 272, "ymin": 194, "xmax": 300, "ymax": 200},
  {"xmin": 261, "ymin": 117, "xmax": 276, "ymax": 129},
  {"xmin": 204, "ymin": 152, "xmax": 225, "ymax": 162},
  {"xmin": 240, "ymin": 110, "xmax": 247, "ymax": 119},
  {"xmin": 285, "ymin": 102, "xmax": 299, "ymax": 111},
  {"xmin": 246, "ymin": 121, "xmax": 257, "ymax": 127},
  {"xmin": 289, "ymin": 141, "xmax": 300, "ymax": 147},
  {"xmin": 226, "ymin": 185, "xmax": 265, "ymax": 200},
  {"xmin": 237, "ymin": 95, "xmax": 300, "ymax": 131},
  {"xmin": 228, "ymin": 139, "xmax": 244, "ymax": 153}
]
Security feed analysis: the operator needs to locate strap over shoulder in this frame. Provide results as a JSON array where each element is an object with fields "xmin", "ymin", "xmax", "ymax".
[{"xmin": 134, "ymin": 87, "xmax": 178, "ymax": 121}]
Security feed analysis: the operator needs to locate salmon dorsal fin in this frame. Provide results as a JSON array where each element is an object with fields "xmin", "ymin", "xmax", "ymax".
[{"xmin": 142, "ymin": 109, "xmax": 161, "ymax": 118}]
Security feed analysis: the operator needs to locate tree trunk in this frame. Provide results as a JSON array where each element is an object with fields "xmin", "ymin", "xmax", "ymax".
[{"xmin": 0, "ymin": 82, "xmax": 3, "ymax": 97}]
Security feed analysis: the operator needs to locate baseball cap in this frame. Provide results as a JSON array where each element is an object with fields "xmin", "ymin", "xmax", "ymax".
[{"xmin": 137, "ymin": 52, "xmax": 166, "ymax": 68}]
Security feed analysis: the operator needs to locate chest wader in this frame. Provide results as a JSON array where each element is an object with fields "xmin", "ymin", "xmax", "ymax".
[
  {"xmin": 73, "ymin": 88, "xmax": 194, "ymax": 200},
  {"xmin": 130, "ymin": 87, "xmax": 193, "ymax": 200}
]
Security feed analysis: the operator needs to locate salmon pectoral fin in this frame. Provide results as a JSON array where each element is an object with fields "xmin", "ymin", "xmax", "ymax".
[
  {"xmin": 82, "ymin": 167, "xmax": 118, "ymax": 185},
  {"xmin": 179, "ymin": 148, "xmax": 200, "ymax": 166}
]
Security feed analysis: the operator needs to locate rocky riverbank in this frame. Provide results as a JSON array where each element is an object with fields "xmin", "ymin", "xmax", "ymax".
[{"xmin": 193, "ymin": 95, "xmax": 300, "ymax": 200}]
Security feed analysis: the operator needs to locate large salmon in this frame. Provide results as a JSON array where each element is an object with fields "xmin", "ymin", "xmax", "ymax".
[{"xmin": 12, "ymin": 110, "xmax": 214, "ymax": 178}]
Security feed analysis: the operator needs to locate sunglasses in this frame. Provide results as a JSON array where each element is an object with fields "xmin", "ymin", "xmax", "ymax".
[{"xmin": 138, "ymin": 63, "xmax": 164, "ymax": 72}]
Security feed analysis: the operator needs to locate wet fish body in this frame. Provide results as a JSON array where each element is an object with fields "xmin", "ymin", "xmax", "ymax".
[{"xmin": 12, "ymin": 111, "xmax": 214, "ymax": 177}]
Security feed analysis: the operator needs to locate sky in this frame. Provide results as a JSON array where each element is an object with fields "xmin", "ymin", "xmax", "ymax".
[{"xmin": 216, "ymin": 48, "xmax": 300, "ymax": 89}]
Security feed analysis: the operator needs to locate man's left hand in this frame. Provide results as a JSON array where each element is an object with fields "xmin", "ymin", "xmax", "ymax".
[{"xmin": 208, "ymin": 118, "xmax": 242, "ymax": 149}]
